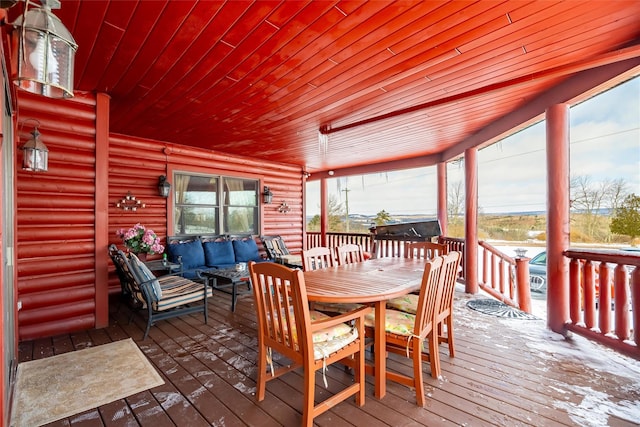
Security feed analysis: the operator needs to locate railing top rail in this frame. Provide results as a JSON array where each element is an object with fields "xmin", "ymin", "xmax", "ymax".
[
  {"xmin": 564, "ymin": 248, "xmax": 640, "ymax": 267},
  {"xmin": 479, "ymin": 240, "xmax": 517, "ymax": 264}
]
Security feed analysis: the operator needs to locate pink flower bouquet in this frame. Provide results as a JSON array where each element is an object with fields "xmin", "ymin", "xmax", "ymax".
[{"xmin": 116, "ymin": 223, "xmax": 164, "ymax": 254}]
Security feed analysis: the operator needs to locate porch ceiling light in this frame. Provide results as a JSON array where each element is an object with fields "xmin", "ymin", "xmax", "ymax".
[
  {"xmin": 11, "ymin": 0, "xmax": 78, "ymax": 98},
  {"xmin": 21, "ymin": 125, "xmax": 48, "ymax": 172}
]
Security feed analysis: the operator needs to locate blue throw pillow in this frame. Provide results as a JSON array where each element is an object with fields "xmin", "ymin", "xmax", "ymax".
[
  {"xmin": 203, "ymin": 240, "xmax": 235, "ymax": 267},
  {"xmin": 128, "ymin": 253, "xmax": 162, "ymax": 302},
  {"xmin": 167, "ymin": 239, "xmax": 205, "ymax": 269},
  {"xmin": 232, "ymin": 238, "xmax": 260, "ymax": 262}
]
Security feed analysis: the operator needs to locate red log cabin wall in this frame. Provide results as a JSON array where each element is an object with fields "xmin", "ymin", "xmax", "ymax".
[{"xmin": 16, "ymin": 90, "xmax": 304, "ymax": 341}]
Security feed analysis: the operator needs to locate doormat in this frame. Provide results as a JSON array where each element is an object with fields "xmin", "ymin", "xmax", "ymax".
[
  {"xmin": 11, "ymin": 338, "xmax": 164, "ymax": 427},
  {"xmin": 467, "ymin": 298, "xmax": 540, "ymax": 320}
]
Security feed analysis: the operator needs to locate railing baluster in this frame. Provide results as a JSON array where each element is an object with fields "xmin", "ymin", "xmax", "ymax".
[
  {"xmin": 584, "ymin": 260, "xmax": 596, "ymax": 329},
  {"xmin": 598, "ymin": 263, "xmax": 611, "ymax": 334},
  {"xmin": 614, "ymin": 264, "xmax": 630, "ymax": 341},
  {"xmin": 569, "ymin": 258, "xmax": 581, "ymax": 322}
]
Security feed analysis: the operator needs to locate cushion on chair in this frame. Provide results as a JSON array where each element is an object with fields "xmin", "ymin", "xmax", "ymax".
[
  {"xmin": 232, "ymin": 238, "xmax": 260, "ymax": 262},
  {"xmin": 313, "ymin": 327, "xmax": 359, "ymax": 360},
  {"xmin": 153, "ymin": 275, "xmax": 213, "ymax": 311},
  {"xmin": 364, "ymin": 309, "xmax": 416, "ymax": 336},
  {"xmin": 128, "ymin": 253, "xmax": 162, "ymax": 301},
  {"xmin": 386, "ymin": 294, "xmax": 418, "ymax": 314},
  {"xmin": 313, "ymin": 302, "xmax": 364, "ymax": 314},
  {"xmin": 273, "ymin": 309, "xmax": 354, "ymax": 345},
  {"xmin": 293, "ymin": 309, "xmax": 358, "ymax": 360},
  {"xmin": 203, "ymin": 240, "xmax": 235, "ymax": 267},
  {"xmin": 167, "ymin": 239, "xmax": 205, "ymax": 269}
]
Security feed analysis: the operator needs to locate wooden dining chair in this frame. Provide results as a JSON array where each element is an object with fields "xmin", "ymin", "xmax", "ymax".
[
  {"xmin": 405, "ymin": 241, "xmax": 448, "ymax": 260},
  {"xmin": 301, "ymin": 246, "xmax": 335, "ymax": 271},
  {"xmin": 248, "ymin": 261, "xmax": 369, "ymax": 426},
  {"xmin": 364, "ymin": 255, "xmax": 444, "ymax": 406},
  {"xmin": 335, "ymin": 243, "xmax": 365, "ymax": 265},
  {"xmin": 435, "ymin": 250, "xmax": 462, "ymax": 357},
  {"xmin": 386, "ymin": 251, "xmax": 461, "ymax": 358},
  {"xmin": 303, "ymin": 246, "xmax": 364, "ymax": 314}
]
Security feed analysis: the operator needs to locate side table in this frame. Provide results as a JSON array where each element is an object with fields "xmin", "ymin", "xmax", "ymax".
[
  {"xmin": 201, "ymin": 268, "xmax": 251, "ymax": 312},
  {"xmin": 144, "ymin": 259, "xmax": 182, "ymax": 277}
]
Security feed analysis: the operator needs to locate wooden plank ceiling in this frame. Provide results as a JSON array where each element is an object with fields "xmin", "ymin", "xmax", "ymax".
[{"xmin": 7, "ymin": 1, "xmax": 640, "ymax": 175}]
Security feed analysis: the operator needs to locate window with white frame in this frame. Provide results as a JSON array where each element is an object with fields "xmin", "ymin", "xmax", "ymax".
[{"xmin": 173, "ymin": 172, "xmax": 259, "ymax": 235}]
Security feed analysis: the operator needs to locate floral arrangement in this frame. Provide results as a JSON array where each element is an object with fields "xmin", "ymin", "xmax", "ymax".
[{"xmin": 116, "ymin": 223, "xmax": 164, "ymax": 254}]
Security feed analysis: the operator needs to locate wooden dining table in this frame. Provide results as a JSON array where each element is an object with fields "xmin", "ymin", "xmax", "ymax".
[{"xmin": 303, "ymin": 257, "xmax": 426, "ymax": 399}]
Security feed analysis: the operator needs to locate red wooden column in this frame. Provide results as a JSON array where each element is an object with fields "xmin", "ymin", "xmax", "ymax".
[
  {"xmin": 94, "ymin": 93, "xmax": 110, "ymax": 328},
  {"xmin": 437, "ymin": 161, "xmax": 447, "ymax": 236},
  {"xmin": 320, "ymin": 178, "xmax": 328, "ymax": 248},
  {"xmin": 546, "ymin": 104, "xmax": 570, "ymax": 333},
  {"xmin": 464, "ymin": 148, "xmax": 478, "ymax": 293}
]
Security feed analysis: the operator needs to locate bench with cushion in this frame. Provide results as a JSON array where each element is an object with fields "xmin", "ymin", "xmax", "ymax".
[{"xmin": 166, "ymin": 234, "xmax": 269, "ymax": 280}]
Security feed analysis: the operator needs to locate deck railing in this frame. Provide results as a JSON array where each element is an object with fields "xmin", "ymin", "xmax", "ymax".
[
  {"xmin": 563, "ymin": 249, "xmax": 639, "ymax": 359},
  {"xmin": 440, "ymin": 237, "xmax": 532, "ymax": 313},
  {"xmin": 306, "ymin": 232, "xmax": 373, "ymax": 253}
]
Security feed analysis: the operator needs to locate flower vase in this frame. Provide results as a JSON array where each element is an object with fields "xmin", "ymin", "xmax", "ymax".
[{"xmin": 136, "ymin": 252, "xmax": 147, "ymax": 262}]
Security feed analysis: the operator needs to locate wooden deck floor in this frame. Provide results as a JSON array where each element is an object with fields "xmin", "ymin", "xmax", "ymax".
[{"xmin": 16, "ymin": 287, "xmax": 640, "ymax": 426}]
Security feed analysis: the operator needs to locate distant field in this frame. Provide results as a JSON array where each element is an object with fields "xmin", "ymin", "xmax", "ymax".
[{"xmin": 311, "ymin": 212, "xmax": 637, "ymax": 246}]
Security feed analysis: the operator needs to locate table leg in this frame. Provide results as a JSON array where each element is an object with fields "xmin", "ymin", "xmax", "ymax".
[
  {"xmin": 374, "ymin": 301, "xmax": 386, "ymax": 399},
  {"xmin": 231, "ymin": 280, "xmax": 237, "ymax": 312}
]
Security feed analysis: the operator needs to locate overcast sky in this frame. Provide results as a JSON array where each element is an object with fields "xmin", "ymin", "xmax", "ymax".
[{"xmin": 306, "ymin": 76, "xmax": 640, "ymax": 217}]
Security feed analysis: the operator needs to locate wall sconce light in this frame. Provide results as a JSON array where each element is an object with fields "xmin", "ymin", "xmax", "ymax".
[
  {"xmin": 158, "ymin": 175, "xmax": 171, "ymax": 198},
  {"xmin": 21, "ymin": 123, "xmax": 48, "ymax": 172},
  {"xmin": 116, "ymin": 192, "xmax": 145, "ymax": 211},
  {"xmin": 277, "ymin": 201, "xmax": 291, "ymax": 214},
  {"xmin": 11, "ymin": 0, "xmax": 78, "ymax": 98},
  {"xmin": 262, "ymin": 186, "xmax": 273, "ymax": 204}
]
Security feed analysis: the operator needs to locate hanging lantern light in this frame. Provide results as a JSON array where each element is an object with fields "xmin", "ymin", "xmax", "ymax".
[
  {"xmin": 21, "ymin": 125, "xmax": 48, "ymax": 172},
  {"xmin": 158, "ymin": 175, "xmax": 171, "ymax": 198},
  {"xmin": 11, "ymin": 0, "xmax": 78, "ymax": 98}
]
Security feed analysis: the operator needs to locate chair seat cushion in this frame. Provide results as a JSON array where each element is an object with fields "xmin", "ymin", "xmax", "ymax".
[
  {"xmin": 309, "ymin": 310, "xmax": 354, "ymax": 343},
  {"xmin": 153, "ymin": 275, "xmax": 213, "ymax": 311},
  {"xmin": 386, "ymin": 294, "xmax": 418, "ymax": 314},
  {"xmin": 273, "ymin": 309, "xmax": 354, "ymax": 344},
  {"xmin": 280, "ymin": 254, "xmax": 303, "ymax": 264},
  {"xmin": 313, "ymin": 326, "xmax": 359, "ymax": 361},
  {"xmin": 313, "ymin": 302, "xmax": 364, "ymax": 314},
  {"xmin": 364, "ymin": 309, "xmax": 416, "ymax": 336},
  {"xmin": 304, "ymin": 310, "xmax": 359, "ymax": 361}
]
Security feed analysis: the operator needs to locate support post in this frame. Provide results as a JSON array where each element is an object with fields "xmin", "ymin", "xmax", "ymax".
[
  {"xmin": 320, "ymin": 178, "xmax": 328, "ymax": 248},
  {"xmin": 464, "ymin": 147, "xmax": 478, "ymax": 293},
  {"xmin": 546, "ymin": 104, "xmax": 570, "ymax": 333},
  {"xmin": 437, "ymin": 161, "xmax": 447, "ymax": 237}
]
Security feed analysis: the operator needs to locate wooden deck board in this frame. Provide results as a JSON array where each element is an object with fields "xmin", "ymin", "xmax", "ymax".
[{"xmin": 15, "ymin": 288, "xmax": 640, "ymax": 427}]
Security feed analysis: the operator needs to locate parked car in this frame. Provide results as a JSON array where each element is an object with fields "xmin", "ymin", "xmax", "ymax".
[
  {"xmin": 528, "ymin": 251, "xmax": 547, "ymax": 293},
  {"xmin": 528, "ymin": 248, "xmax": 638, "ymax": 295}
]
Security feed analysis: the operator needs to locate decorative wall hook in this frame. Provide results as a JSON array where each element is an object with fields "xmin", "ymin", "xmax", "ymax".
[
  {"xmin": 277, "ymin": 200, "xmax": 291, "ymax": 214},
  {"xmin": 116, "ymin": 192, "xmax": 146, "ymax": 211}
]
